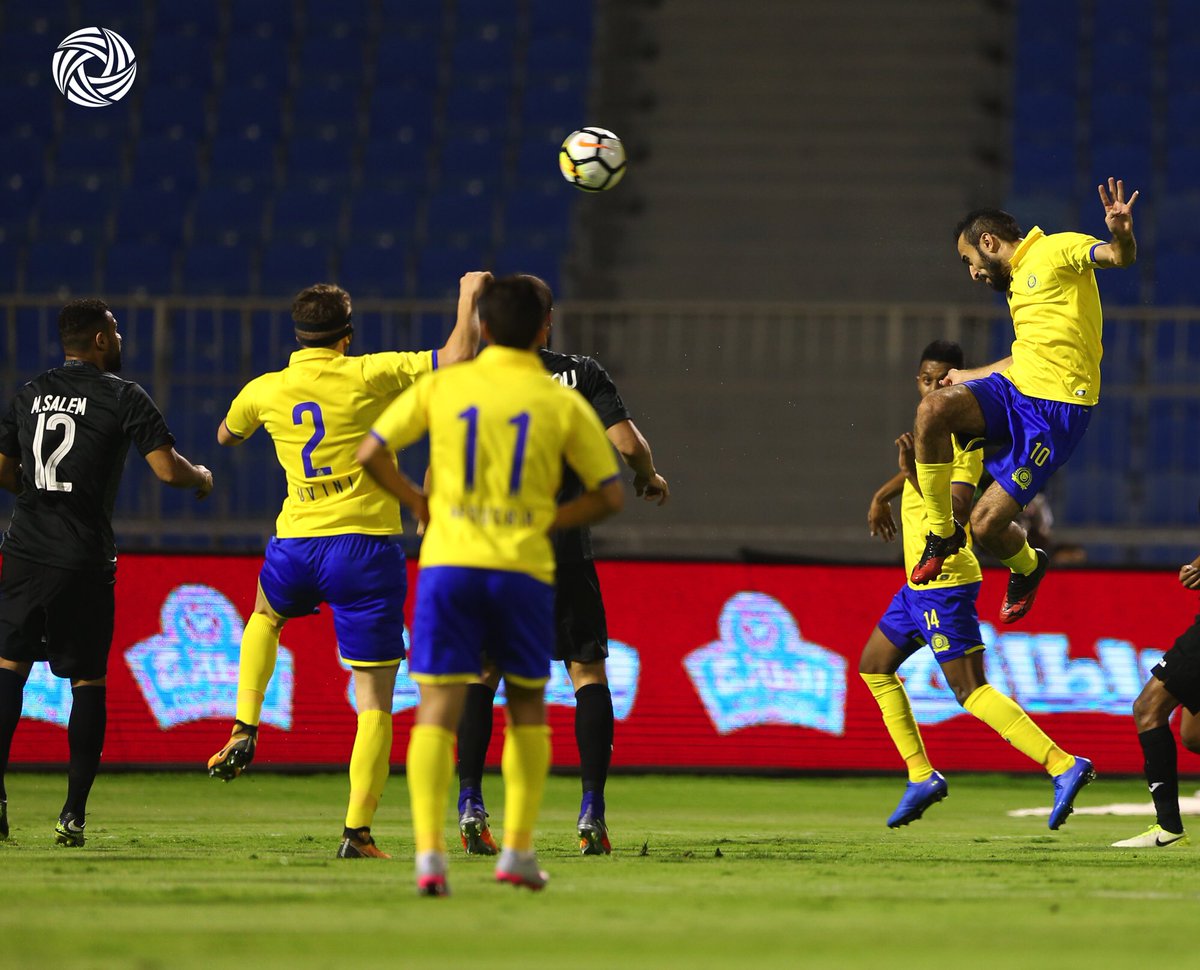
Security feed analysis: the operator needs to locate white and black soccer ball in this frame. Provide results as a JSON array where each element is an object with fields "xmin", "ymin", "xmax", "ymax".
[{"xmin": 559, "ymin": 127, "xmax": 626, "ymax": 192}]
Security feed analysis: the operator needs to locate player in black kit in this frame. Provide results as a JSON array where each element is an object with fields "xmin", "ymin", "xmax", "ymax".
[
  {"xmin": 0, "ymin": 299, "xmax": 212, "ymax": 844},
  {"xmin": 455, "ymin": 275, "xmax": 669, "ymax": 856}
]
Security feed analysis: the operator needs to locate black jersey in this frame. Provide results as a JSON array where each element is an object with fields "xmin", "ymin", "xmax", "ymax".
[
  {"xmin": 0, "ymin": 360, "xmax": 174, "ymax": 570},
  {"xmin": 539, "ymin": 348, "xmax": 630, "ymax": 561}
]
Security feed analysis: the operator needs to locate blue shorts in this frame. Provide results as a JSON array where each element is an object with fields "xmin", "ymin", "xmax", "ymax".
[
  {"xmin": 877, "ymin": 582, "xmax": 984, "ymax": 663},
  {"xmin": 410, "ymin": 566, "xmax": 554, "ymax": 687},
  {"xmin": 259, "ymin": 534, "xmax": 407, "ymax": 666},
  {"xmin": 961, "ymin": 373, "xmax": 1092, "ymax": 506}
]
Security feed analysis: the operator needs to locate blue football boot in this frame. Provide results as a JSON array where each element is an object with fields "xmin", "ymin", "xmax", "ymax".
[
  {"xmin": 886, "ymin": 771, "xmax": 948, "ymax": 828},
  {"xmin": 1048, "ymin": 756, "xmax": 1095, "ymax": 830}
]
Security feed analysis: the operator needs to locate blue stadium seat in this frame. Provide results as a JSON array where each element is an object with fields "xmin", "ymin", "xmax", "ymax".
[
  {"xmin": 208, "ymin": 136, "xmax": 279, "ymax": 189},
  {"xmin": 1014, "ymin": 39, "xmax": 1077, "ymax": 92},
  {"xmin": 35, "ymin": 184, "xmax": 112, "ymax": 241},
  {"xmin": 1155, "ymin": 193, "xmax": 1200, "ymax": 249},
  {"xmin": 377, "ymin": 0, "xmax": 446, "ymax": 34},
  {"xmin": 139, "ymin": 34, "xmax": 219, "ymax": 88},
  {"xmin": 229, "ymin": 0, "xmax": 298, "ymax": 37},
  {"xmin": 24, "ymin": 240, "xmax": 99, "ymax": 294},
  {"xmin": 214, "ymin": 86, "xmax": 287, "ymax": 140},
  {"xmin": 1090, "ymin": 39, "xmax": 1153, "ymax": 98},
  {"xmin": 1095, "ymin": 264, "xmax": 1143, "ymax": 305},
  {"xmin": 291, "ymin": 82, "xmax": 361, "ymax": 138},
  {"xmin": 525, "ymin": 35, "xmax": 592, "ymax": 81},
  {"xmin": 0, "ymin": 177, "xmax": 36, "ymax": 244},
  {"xmin": 224, "ymin": 36, "xmax": 292, "ymax": 88},
  {"xmin": 413, "ymin": 244, "xmax": 486, "ymax": 298},
  {"xmin": 0, "ymin": 135, "xmax": 46, "ymax": 188},
  {"xmin": 270, "ymin": 185, "xmax": 344, "ymax": 242},
  {"xmin": 1155, "ymin": 249, "xmax": 1200, "ymax": 305},
  {"xmin": 337, "ymin": 242, "xmax": 409, "ymax": 297},
  {"xmin": 347, "ymin": 190, "xmax": 420, "ymax": 246},
  {"xmin": 128, "ymin": 135, "xmax": 202, "ymax": 192},
  {"xmin": 259, "ymin": 244, "xmax": 334, "ymax": 296},
  {"xmin": 437, "ymin": 130, "xmax": 506, "ymax": 189},
  {"xmin": 283, "ymin": 135, "xmax": 356, "ymax": 188},
  {"xmin": 1166, "ymin": 91, "xmax": 1200, "ymax": 144},
  {"xmin": 443, "ymin": 81, "xmax": 513, "ymax": 132},
  {"xmin": 1099, "ymin": 318, "xmax": 1145, "ymax": 385},
  {"xmin": 1068, "ymin": 396, "xmax": 1135, "ymax": 473},
  {"xmin": 139, "ymin": 85, "xmax": 209, "ymax": 138},
  {"xmin": 1093, "ymin": 0, "xmax": 1153, "ymax": 40},
  {"xmin": 0, "ymin": 87, "xmax": 58, "ymax": 137},
  {"xmin": 520, "ymin": 82, "xmax": 588, "ymax": 138},
  {"xmin": 1012, "ymin": 138, "xmax": 1076, "ymax": 197},
  {"xmin": 1088, "ymin": 94, "xmax": 1152, "ymax": 147},
  {"xmin": 1088, "ymin": 143, "xmax": 1151, "ymax": 199},
  {"xmin": 528, "ymin": 0, "xmax": 596, "ymax": 40},
  {"xmin": 102, "ymin": 241, "xmax": 175, "ymax": 295},
  {"xmin": 372, "ymin": 35, "xmax": 443, "ymax": 89},
  {"xmin": 1003, "ymin": 193, "xmax": 1077, "ymax": 236},
  {"xmin": 178, "ymin": 244, "xmax": 256, "ymax": 294},
  {"xmin": 1013, "ymin": 91, "xmax": 1076, "ymax": 143},
  {"xmin": 450, "ymin": 36, "xmax": 518, "ymax": 79},
  {"xmin": 1146, "ymin": 398, "xmax": 1200, "ymax": 472},
  {"xmin": 360, "ymin": 137, "xmax": 429, "ymax": 187},
  {"xmin": 1143, "ymin": 474, "xmax": 1200, "ymax": 527},
  {"xmin": 1057, "ymin": 470, "xmax": 1131, "ymax": 527},
  {"xmin": 455, "ymin": 0, "xmax": 520, "ymax": 28},
  {"xmin": 1164, "ymin": 146, "xmax": 1200, "ymax": 194},
  {"xmin": 113, "ymin": 186, "xmax": 188, "ymax": 245},
  {"xmin": 297, "ymin": 34, "xmax": 367, "ymax": 84},
  {"xmin": 0, "ymin": 243, "xmax": 19, "ymax": 290},
  {"xmin": 500, "ymin": 191, "xmax": 573, "ymax": 246},
  {"xmin": 303, "ymin": 0, "xmax": 372, "ymax": 33},
  {"xmin": 366, "ymin": 86, "xmax": 438, "ymax": 143},
  {"xmin": 4, "ymin": 0, "xmax": 71, "ymax": 33},
  {"xmin": 424, "ymin": 191, "xmax": 495, "ymax": 247},
  {"xmin": 53, "ymin": 130, "xmax": 126, "ymax": 185},
  {"xmin": 191, "ymin": 187, "xmax": 268, "ymax": 245},
  {"xmin": 156, "ymin": 2, "xmax": 222, "ymax": 34},
  {"xmin": 492, "ymin": 244, "xmax": 561, "ymax": 294}
]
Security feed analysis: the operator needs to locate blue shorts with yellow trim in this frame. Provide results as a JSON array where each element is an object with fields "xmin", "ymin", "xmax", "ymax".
[
  {"xmin": 878, "ymin": 582, "xmax": 984, "ymax": 664},
  {"xmin": 410, "ymin": 565, "xmax": 554, "ymax": 686},
  {"xmin": 960, "ymin": 372, "xmax": 1091, "ymax": 506},
  {"xmin": 259, "ymin": 534, "xmax": 407, "ymax": 666}
]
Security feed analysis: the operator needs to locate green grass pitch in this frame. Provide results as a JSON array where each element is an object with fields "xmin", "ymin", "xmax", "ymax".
[{"xmin": 1, "ymin": 771, "xmax": 1196, "ymax": 969}]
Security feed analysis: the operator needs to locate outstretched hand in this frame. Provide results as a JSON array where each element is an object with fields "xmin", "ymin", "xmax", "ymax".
[{"xmin": 1098, "ymin": 177, "xmax": 1138, "ymax": 238}]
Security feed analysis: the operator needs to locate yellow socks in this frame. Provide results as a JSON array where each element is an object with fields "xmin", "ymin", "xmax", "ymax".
[
  {"xmin": 345, "ymin": 709, "xmax": 393, "ymax": 830},
  {"xmin": 1001, "ymin": 543, "xmax": 1039, "ymax": 576},
  {"xmin": 964, "ymin": 685, "xmax": 1074, "ymax": 775},
  {"xmin": 406, "ymin": 724, "xmax": 455, "ymax": 854},
  {"xmin": 914, "ymin": 461, "xmax": 955, "ymax": 537},
  {"xmin": 501, "ymin": 724, "xmax": 551, "ymax": 852},
  {"xmin": 235, "ymin": 613, "xmax": 280, "ymax": 727},
  {"xmin": 861, "ymin": 673, "xmax": 934, "ymax": 782}
]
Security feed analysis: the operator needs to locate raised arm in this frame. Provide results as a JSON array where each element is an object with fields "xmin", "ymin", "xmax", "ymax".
[
  {"xmin": 869, "ymin": 469, "xmax": 906, "ymax": 541},
  {"xmin": 605, "ymin": 418, "xmax": 669, "ymax": 505},
  {"xmin": 217, "ymin": 420, "xmax": 245, "ymax": 447},
  {"xmin": 356, "ymin": 434, "xmax": 429, "ymax": 525},
  {"xmin": 144, "ymin": 444, "xmax": 213, "ymax": 499},
  {"xmin": 437, "ymin": 271, "xmax": 492, "ymax": 366},
  {"xmin": 1092, "ymin": 177, "xmax": 1139, "ymax": 268},
  {"xmin": 942, "ymin": 356, "xmax": 1012, "ymax": 387}
]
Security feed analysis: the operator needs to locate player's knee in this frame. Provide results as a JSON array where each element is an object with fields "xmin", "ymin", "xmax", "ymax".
[
  {"xmin": 1180, "ymin": 719, "xmax": 1200, "ymax": 753},
  {"xmin": 969, "ymin": 503, "xmax": 1005, "ymax": 542},
  {"xmin": 857, "ymin": 653, "xmax": 889, "ymax": 676},
  {"xmin": 914, "ymin": 393, "xmax": 947, "ymax": 434}
]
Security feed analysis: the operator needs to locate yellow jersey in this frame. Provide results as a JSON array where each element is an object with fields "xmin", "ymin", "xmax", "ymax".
[
  {"xmin": 225, "ymin": 346, "xmax": 435, "ymax": 537},
  {"xmin": 370, "ymin": 345, "xmax": 621, "ymax": 584},
  {"xmin": 902, "ymin": 440, "xmax": 983, "ymax": 590},
  {"xmin": 1003, "ymin": 226, "xmax": 1106, "ymax": 406}
]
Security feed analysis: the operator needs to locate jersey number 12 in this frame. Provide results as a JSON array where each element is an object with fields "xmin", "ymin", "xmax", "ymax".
[{"xmin": 32, "ymin": 411, "xmax": 76, "ymax": 492}]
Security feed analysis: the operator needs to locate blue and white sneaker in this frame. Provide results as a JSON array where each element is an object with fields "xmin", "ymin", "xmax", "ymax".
[
  {"xmin": 886, "ymin": 771, "xmax": 948, "ymax": 828},
  {"xmin": 1048, "ymin": 756, "xmax": 1095, "ymax": 830}
]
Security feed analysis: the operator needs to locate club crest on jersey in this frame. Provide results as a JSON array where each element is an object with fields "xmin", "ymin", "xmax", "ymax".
[
  {"xmin": 1011, "ymin": 467, "xmax": 1033, "ymax": 490},
  {"xmin": 930, "ymin": 633, "xmax": 951, "ymax": 654},
  {"xmin": 1026, "ymin": 274, "xmax": 1037, "ymax": 289}
]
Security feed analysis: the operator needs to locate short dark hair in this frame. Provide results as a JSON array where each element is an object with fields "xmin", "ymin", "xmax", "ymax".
[
  {"xmin": 919, "ymin": 339, "xmax": 964, "ymax": 370},
  {"xmin": 954, "ymin": 208, "xmax": 1022, "ymax": 246},
  {"xmin": 518, "ymin": 274, "xmax": 554, "ymax": 318},
  {"xmin": 478, "ymin": 275, "xmax": 546, "ymax": 349},
  {"xmin": 292, "ymin": 284, "xmax": 353, "ymax": 347},
  {"xmin": 58, "ymin": 298, "xmax": 112, "ymax": 353}
]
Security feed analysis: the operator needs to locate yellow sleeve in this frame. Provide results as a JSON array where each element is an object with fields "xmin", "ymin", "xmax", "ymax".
[
  {"xmin": 224, "ymin": 375, "xmax": 266, "ymax": 439},
  {"xmin": 370, "ymin": 372, "xmax": 432, "ymax": 451},
  {"xmin": 1050, "ymin": 231, "xmax": 1105, "ymax": 274},
  {"xmin": 951, "ymin": 442, "xmax": 983, "ymax": 488},
  {"xmin": 562, "ymin": 392, "xmax": 621, "ymax": 489},
  {"xmin": 361, "ymin": 350, "xmax": 436, "ymax": 396}
]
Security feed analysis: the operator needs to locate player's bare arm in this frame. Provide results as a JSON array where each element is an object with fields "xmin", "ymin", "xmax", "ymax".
[
  {"xmin": 0, "ymin": 452, "xmax": 22, "ymax": 494},
  {"xmin": 355, "ymin": 435, "xmax": 429, "ymax": 525},
  {"xmin": 1180, "ymin": 552, "xmax": 1200, "ymax": 590},
  {"xmin": 1093, "ymin": 177, "xmax": 1139, "ymax": 268},
  {"xmin": 553, "ymin": 478, "xmax": 625, "ymax": 531},
  {"xmin": 216, "ymin": 419, "xmax": 246, "ymax": 447},
  {"xmin": 437, "ymin": 270, "xmax": 492, "ymax": 366},
  {"xmin": 144, "ymin": 444, "xmax": 213, "ymax": 499},
  {"xmin": 941, "ymin": 356, "xmax": 1013, "ymax": 387},
  {"xmin": 605, "ymin": 419, "xmax": 669, "ymax": 505},
  {"xmin": 868, "ymin": 468, "xmax": 905, "ymax": 541}
]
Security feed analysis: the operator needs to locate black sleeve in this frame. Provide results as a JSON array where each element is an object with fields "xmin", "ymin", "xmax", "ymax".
[
  {"xmin": 583, "ymin": 358, "xmax": 632, "ymax": 429},
  {"xmin": 0, "ymin": 397, "xmax": 18, "ymax": 456},
  {"xmin": 120, "ymin": 382, "xmax": 176, "ymax": 456}
]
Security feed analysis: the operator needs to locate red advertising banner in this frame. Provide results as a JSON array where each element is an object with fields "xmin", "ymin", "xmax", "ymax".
[{"xmin": 8, "ymin": 555, "xmax": 1198, "ymax": 776}]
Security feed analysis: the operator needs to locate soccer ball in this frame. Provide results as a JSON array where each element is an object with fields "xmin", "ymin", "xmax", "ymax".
[{"xmin": 559, "ymin": 127, "xmax": 626, "ymax": 192}]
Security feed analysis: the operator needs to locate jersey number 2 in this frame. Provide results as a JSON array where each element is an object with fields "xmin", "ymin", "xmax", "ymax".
[
  {"xmin": 458, "ymin": 406, "xmax": 531, "ymax": 494},
  {"xmin": 293, "ymin": 402, "xmax": 332, "ymax": 477},
  {"xmin": 32, "ymin": 412, "xmax": 76, "ymax": 492}
]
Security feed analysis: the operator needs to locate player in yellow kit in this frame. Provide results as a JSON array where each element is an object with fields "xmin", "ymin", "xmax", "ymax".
[
  {"xmin": 911, "ymin": 178, "xmax": 1139, "ymax": 633},
  {"xmin": 861, "ymin": 341, "xmax": 1090, "ymax": 830},
  {"xmin": 206, "ymin": 275, "xmax": 485, "ymax": 859},
  {"xmin": 357, "ymin": 275, "xmax": 624, "ymax": 895}
]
